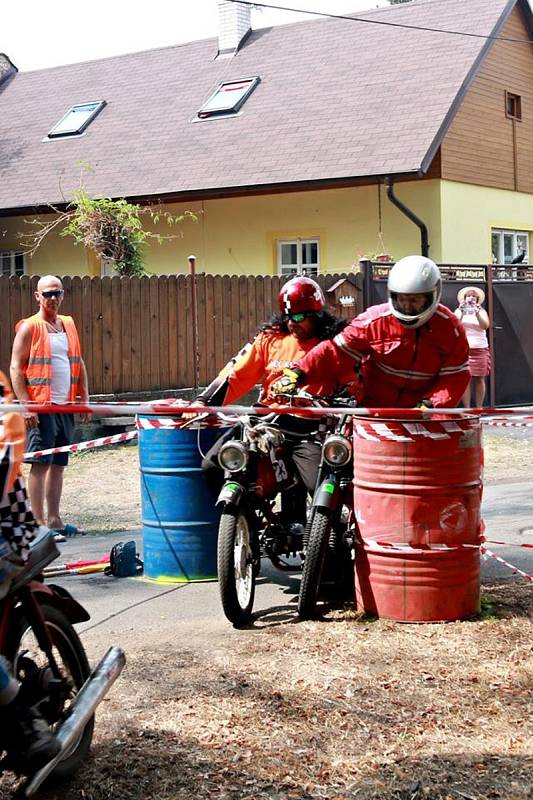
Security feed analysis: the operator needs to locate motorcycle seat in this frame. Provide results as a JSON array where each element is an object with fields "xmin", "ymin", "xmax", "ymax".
[{"xmin": 9, "ymin": 529, "xmax": 60, "ymax": 593}]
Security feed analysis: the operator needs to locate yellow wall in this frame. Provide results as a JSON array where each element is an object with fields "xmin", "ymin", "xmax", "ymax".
[
  {"xmin": 439, "ymin": 180, "xmax": 533, "ymax": 264},
  {"xmin": 1, "ymin": 180, "xmax": 443, "ymax": 276}
]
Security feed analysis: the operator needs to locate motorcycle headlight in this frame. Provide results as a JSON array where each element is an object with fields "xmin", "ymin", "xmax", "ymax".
[
  {"xmin": 218, "ymin": 441, "xmax": 249, "ymax": 472},
  {"xmin": 323, "ymin": 434, "xmax": 352, "ymax": 467}
]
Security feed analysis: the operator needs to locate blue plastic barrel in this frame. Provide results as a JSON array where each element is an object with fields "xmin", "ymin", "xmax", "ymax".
[{"xmin": 138, "ymin": 418, "xmax": 224, "ymax": 582}]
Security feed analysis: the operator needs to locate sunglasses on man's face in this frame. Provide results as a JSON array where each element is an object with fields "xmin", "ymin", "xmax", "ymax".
[
  {"xmin": 287, "ymin": 311, "xmax": 315, "ymax": 323},
  {"xmin": 40, "ymin": 289, "xmax": 64, "ymax": 299}
]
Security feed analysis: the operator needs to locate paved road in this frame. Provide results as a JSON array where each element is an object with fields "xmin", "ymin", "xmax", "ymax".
[{"xmin": 48, "ymin": 480, "xmax": 533, "ymax": 637}]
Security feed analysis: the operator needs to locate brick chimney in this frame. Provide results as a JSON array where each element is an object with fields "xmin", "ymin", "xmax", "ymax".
[{"xmin": 217, "ymin": 0, "xmax": 252, "ymax": 56}]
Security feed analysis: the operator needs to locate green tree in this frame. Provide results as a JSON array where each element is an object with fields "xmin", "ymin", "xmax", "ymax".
[{"xmin": 21, "ymin": 188, "xmax": 196, "ymax": 277}]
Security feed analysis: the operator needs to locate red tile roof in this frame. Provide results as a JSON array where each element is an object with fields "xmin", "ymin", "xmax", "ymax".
[{"xmin": 0, "ymin": 0, "xmax": 525, "ymax": 212}]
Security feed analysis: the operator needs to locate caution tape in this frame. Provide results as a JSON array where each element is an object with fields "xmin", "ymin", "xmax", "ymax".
[
  {"xmin": 481, "ymin": 545, "xmax": 533, "ymax": 583},
  {"xmin": 4, "ymin": 401, "xmax": 533, "ymax": 418},
  {"xmin": 484, "ymin": 539, "xmax": 533, "ymax": 549},
  {"xmin": 24, "ymin": 430, "xmax": 137, "ymax": 459}
]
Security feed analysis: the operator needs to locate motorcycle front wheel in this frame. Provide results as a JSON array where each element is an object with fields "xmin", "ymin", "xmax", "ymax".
[
  {"xmin": 5, "ymin": 602, "xmax": 94, "ymax": 781},
  {"xmin": 298, "ymin": 509, "xmax": 331, "ymax": 620},
  {"xmin": 217, "ymin": 510, "xmax": 256, "ymax": 627}
]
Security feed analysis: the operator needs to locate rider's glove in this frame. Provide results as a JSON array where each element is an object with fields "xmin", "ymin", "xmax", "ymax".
[
  {"xmin": 271, "ymin": 367, "xmax": 305, "ymax": 396},
  {"xmin": 414, "ymin": 399, "xmax": 434, "ymax": 410}
]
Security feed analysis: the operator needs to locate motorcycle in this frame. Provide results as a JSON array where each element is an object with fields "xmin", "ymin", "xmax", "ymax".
[
  {"xmin": 0, "ymin": 528, "xmax": 125, "ymax": 796},
  {"xmin": 298, "ymin": 400, "xmax": 357, "ymax": 619},
  {"xmin": 215, "ymin": 393, "xmax": 357, "ymax": 627},
  {"xmin": 215, "ymin": 406, "xmax": 323, "ymax": 627}
]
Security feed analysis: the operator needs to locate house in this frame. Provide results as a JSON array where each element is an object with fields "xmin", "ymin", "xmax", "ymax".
[{"xmin": 1, "ymin": 0, "xmax": 533, "ymax": 278}]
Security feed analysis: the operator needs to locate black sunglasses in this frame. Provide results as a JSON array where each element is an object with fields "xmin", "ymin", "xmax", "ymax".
[{"xmin": 40, "ymin": 289, "xmax": 64, "ymax": 299}]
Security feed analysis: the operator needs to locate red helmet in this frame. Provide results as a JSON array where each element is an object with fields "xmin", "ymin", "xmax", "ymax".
[{"xmin": 279, "ymin": 276, "xmax": 325, "ymax": 315}]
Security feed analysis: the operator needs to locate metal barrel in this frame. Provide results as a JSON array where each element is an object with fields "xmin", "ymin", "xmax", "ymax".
[
  {"xmin": 354, "ymin": 541, "xmax": 480, "ymax": 622},
  {"xmin": 353, "ymin": 416, "xmax": 483, "ymax": 548},
  {"xmin": 352, "ymin": 416, "xmax": 482, "ymax": 622},
  {"xmin": 138, "ymin": 419, "xmax": 224, "ymax": 582}
]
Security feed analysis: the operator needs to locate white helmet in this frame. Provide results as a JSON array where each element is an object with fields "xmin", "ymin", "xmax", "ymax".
[{"xmin": 387, "ymin": 255, "xmax": 442, "ymax": 328}]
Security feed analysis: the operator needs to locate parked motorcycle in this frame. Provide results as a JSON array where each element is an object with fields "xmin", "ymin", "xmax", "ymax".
[
  {"xmin": 298, "ymin": 402, "xmax": 357, "ymax": 619},
  {"xmin": 0, "ymin": 529, "xmax": 125, "ymax": 796}
]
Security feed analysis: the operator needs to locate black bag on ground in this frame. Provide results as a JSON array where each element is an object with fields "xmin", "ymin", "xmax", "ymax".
[{"xmin": 105, "ymin": 541, "xmax": 143, "ymax": 577}]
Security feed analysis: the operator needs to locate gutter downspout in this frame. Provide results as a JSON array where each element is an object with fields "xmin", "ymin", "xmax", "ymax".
[{"xmin": 385, "ymin": 177, "xmax": 429, "ymax": 258}]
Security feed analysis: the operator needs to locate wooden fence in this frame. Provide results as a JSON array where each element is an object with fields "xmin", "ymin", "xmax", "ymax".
[{"xmin": 0, "ymin": 274, "xmax": 359, "ymax": 395}]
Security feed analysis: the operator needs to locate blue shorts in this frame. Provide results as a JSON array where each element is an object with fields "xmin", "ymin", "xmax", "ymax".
[{"xmin": 24, "ymin": 413, "xmax": 75, "ymax": 467}]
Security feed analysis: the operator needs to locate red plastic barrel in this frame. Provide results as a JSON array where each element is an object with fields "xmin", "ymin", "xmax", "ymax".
[
  {"xmin": 353, "ymin": 416, "xmax": 482, "ymax": 547},
  {"xmin": 352, "ymin": 416, "xmax": 483, "ymax": 621},
  {"xmin": 354, "ymin": 540, "xmax": 480, "ymax": 622}
]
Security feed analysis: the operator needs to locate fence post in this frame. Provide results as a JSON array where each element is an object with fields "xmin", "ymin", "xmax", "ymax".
[
  {"xmin": 188, "ymin": 255, "xmax": 200, "ymax": 390},
  {"xmin": 486, "ymin": 264, "xmax": 496, "ymax": 408},
  {"xmin": 359, "ymin": 259, "xmax": 373, "ymax": 310}
]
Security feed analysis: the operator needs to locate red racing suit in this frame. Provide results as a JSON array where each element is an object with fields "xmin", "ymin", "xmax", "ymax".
[
  {"xmin": 198, "ymin": 331, "xmax": 360, "ymax": 406},
  {"xmin": 295, "ymin": 303, "xmax": 470, "ymax": 408}
]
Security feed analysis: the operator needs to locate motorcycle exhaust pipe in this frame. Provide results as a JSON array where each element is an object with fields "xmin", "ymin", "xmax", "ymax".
[{"xmin": 23, "ymin": 645, "xmax": 126, "ymax": 798}]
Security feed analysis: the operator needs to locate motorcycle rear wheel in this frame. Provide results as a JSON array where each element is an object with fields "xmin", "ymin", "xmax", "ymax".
[
  {"xmin": 5, "ymin": 602, "xmax": 94, "ymax": 781},
  {"xmin": 218, "ymin": 510, "xmax": 256, "ymax": 627},
  {"xmin": 298, "ymin": 509, "xmax": 331, "ymax": 620}
]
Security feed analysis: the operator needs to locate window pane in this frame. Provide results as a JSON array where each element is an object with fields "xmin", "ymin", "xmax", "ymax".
[
  {"xmin": 0, "ymin": 252, "xmax": 11, "ymax": 276},
  {"xmin": 14, "ymin": 253, "xmax": 24, "ymax": 276},
  {"xmin": 516, "ymin": 234, "xmax": 528, "ymax": 263},
  {"xmin": 49, "ymin": 101, "xmax": 102, "ymax": 137},
  {"xmin": 491, "ymin": 233, "xmax": 500, "ymax": 264},
  {"xmin": 302, "ymin": 241, "xmax": 318, "ymax": 265},
  {"xmin": 503, "ymin": 234, "xmax": 514, "ymax": 264},
  {"xmin": 280, "ymin": 243, "xmax": 298, "ymax": 266},
  {"xmin": 198, "ymin": 78, "xmax": 259, "ymax": 118}
]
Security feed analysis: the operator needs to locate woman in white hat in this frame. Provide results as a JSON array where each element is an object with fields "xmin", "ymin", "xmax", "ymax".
[{"xmin": 455, "ymin": 286, "xmax": 491, "ymax": 407}]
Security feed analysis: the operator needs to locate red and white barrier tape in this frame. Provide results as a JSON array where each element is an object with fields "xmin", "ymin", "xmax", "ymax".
[
  {"xmin": 484, "ymin": 539, "xmax": 533, "ymax": 549},
  {"xmin": 24, "ymin": 430, "xmax": 137, "ymax": 459},
  {"xmin": 4, "ymin": 401, "xmax": 533, "ymax": 418},
  {"xmin": 481, "ymin": 545, "xmax": 533, "ymax": 582}
]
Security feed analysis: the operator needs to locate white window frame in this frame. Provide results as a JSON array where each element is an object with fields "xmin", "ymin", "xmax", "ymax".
[
  {"xmin": 277, "ymin": 238, "xmax": 320, "ymax": 278},
  {"xmin": 491, "ymin": 229, "xmax": 529, "ymax": 265},
  {"xmin": 0, "ymin": 250, "xmax": 25, "ymax": 276},
  {"xmin": 47, "ymin": 100, "xmax": 106, "ymax": 139},
  {"xmin": 197, "ymin": 77, "xmax": 260, "ymax": 120}
]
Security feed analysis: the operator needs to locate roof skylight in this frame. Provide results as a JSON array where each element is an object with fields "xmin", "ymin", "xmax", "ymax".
[
  {"xmin": 197, "ymin": 77, "xmax": 259, "ymax": 119},
  {"xmin": 47, "ymin": 100, "xmax": 106, "ymax": 138}
]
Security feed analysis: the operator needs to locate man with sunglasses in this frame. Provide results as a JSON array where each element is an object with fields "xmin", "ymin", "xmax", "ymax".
[
  {"xmin": 10, "ymin": 275, "xmax": 89, "ymax": 541},
  {"xmin": 195, "ymin": 277, "xmax": 359, "ymax": 519}
]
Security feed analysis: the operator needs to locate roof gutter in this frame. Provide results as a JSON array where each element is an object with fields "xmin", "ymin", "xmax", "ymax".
[{"xmin": 385, "ymin": 177, "xmax": 429, "ymax": 258}]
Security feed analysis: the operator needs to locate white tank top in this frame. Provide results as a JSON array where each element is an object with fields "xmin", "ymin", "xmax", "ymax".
[
  {"xmin": 462, "ymin": 311, "xmax": 488, "ymax": 349},
  {"xmin": 49, "ymin": 333, "xmax": 71, "ymax": 403}
]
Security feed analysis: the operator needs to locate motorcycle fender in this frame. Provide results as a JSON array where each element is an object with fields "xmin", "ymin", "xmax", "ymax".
[
  {"xmin": 216, "ymin": 481, "xmax": 244, "ymax": 509},
  {"xmin": 312, "ymin": 478, "xmax": 340, "ymax": 512},
  {"xmin": 28, "ymin": 581, "xmax": 91, "ymax": 624}
]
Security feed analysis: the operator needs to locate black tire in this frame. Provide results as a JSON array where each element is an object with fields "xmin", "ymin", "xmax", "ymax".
[
  {"xmin": 5, "ymin": 602, "xmax": 94, "ymax": 781},
  {"xmin": 298, "ymin": 509, "xmax": 331, "ymax": 619},
  {"xmin": 217, "ymin": 510, "xmax": 256, "ymax": 627}
]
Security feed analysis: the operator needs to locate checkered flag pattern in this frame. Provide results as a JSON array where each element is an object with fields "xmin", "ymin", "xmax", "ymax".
[{"xmin": 0, "ymin": 476, "xmax": 38, "ymax": 563}]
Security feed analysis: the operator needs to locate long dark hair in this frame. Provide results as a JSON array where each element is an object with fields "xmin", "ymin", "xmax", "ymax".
[{"xmin": 257, "ymin": 311, "xmax": 347, "ymax": 341}]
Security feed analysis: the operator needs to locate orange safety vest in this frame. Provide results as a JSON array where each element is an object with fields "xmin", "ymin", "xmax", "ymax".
[
  {"xmin": 16, "ymin": 314, "xmax": 82, "ymax": 403},
  {"xmin": 0, "ymin": 370, "xmax": 25, "ymax": 496}
]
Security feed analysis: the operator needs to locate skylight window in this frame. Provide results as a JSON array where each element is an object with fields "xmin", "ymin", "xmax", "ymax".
[
  {"xmin": 47, "ymin": 101, "xmax": 106, "ymax": 138},
  {"xmin": 197, "ymin": 77, "xmax": 259, "ymax": 119}
]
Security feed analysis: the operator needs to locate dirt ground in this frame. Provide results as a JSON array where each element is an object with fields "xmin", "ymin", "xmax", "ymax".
[{"xmin": 7, "ymin": 429, "xmax": 532, "ymax": 800}]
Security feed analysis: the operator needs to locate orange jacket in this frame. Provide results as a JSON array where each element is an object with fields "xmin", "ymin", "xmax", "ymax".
[
  {"xmin": 16, "ymin": 313, "xmax": 82, "ymax": 403},
  {"xmin": 199, "ymin": 331, "xmax": 360, "ymax": 406},
  {"xmin": 0, "ymin": 371, "xmax": 25, "ymax": 498}
]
